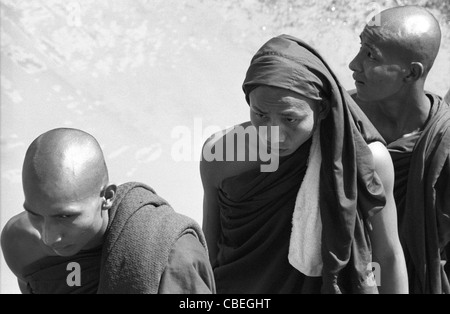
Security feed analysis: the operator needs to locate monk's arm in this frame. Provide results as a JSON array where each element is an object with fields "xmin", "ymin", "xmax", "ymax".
[
  {"xmin": 200, "ymin": 138, "xmax": 222, "ymax": 268},
  {"xmin": 1, "ymin": 213, "xmax": 45, "ymax": 294},
  {"xmin": 436, "ymin": 154, "xmax": 450, "ymax": 247},
  {"xmin": 368, "ymin": 142, "xmax": 409, "ymax": 294},
  {"xmin": 1, "ymin": 214, "xmax": 31, "ymax": 293},
  {"xmin": 18, "ymin": 278, "xmax": 31, "ymax": 294},
  {"xmin": 158, "ymin": 234, "xmax": 216, "ymax": 294}
]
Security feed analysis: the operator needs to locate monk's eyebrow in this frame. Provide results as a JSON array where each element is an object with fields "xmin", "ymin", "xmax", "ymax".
[
  {"xmin": 251, "ymin": 104, "xmax": 268, "ymax": 114},
  {"xmin": 281, "ymin": 109, "xmax": 307, "ymax": 117},
  {"xmin": 23, "ymin": 205, "xmax": 39, "ymax": 216}
]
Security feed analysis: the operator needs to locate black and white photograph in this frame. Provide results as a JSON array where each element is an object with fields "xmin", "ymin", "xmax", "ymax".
[{"xmin": 0, "ymin": 0, "xmax": 449, "ymax": 298}]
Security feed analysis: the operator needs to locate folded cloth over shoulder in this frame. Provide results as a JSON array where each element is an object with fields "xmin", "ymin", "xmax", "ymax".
[
  {"xmin": 243, "ymin": 35, "xmax": 386, "ymax": 293},
  {"xmin": 289, "ymin": 123, "xmax": 323, "ymax": 277},
  {"xmin": 97, "ymin": 182, "xmax": 208, "ymax": 294}
]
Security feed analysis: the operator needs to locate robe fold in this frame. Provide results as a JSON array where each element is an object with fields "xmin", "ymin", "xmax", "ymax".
[
  {"xmin": 214, "ymin": 35, "xmax": 387, "ymax": 294},
  {"xmin": 20, "ymin": 245, "xmax": 102, "ymax": 294},
  {"xmin": 98, "ymin": 182, "xmax": 211, "ymax": 294},
  {"xmin": 215, "ymin": 139, "xmax": 323, "ymax": 294},
  {"xmin": 389, "ymin": 94, "xmax": 450, "ymax": 294},
  {"xmin": 19, "ymin": 182, "xmax": 215, "ymax": 294}
]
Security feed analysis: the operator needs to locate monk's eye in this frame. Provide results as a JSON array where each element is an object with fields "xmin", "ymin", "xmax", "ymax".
[
  {"xmin": 285, "ymin": 118, "xmax": 299, "ymax": 124},
  {"xmin": 57, "ymin": 214, "xmax": 74, "ymax": 219},
  {"xmin": 254, "ymin": 112, "xmax": 267, "ymax": 119},
  {"xmin": 367, "ymin": 51, "xmax": 377, "ymax": 60}
]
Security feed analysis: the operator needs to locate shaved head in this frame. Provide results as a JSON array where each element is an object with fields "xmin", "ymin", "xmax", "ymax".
[
  {"xmin": 23, "ymin": 128, "xmax": 108, "ymax": 201},
  {"xmin": 364, "ymin": 5, "xmax": 441, "ymax": 75}
]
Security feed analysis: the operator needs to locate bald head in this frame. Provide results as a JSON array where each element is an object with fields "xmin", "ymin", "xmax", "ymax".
[
  {"xmin": 364, "ymin": 5, "xmax": 441, "ymax": 75},
  {"xmin": 23, "ymin": 128, "xmax": 108, "ymax": 201}
]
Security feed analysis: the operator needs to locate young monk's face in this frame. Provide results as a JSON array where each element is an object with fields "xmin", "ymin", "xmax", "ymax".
[
  {"xmin": 249, "ymin": 86, "xmax": 321, "ymax": 157},
  {"xmin": 23, "ymin": 179, "xmax": 109, "ymax": 257},
  {"xmin": 349, "ymin": 27, "xmax": 409, "ymax": 102}
]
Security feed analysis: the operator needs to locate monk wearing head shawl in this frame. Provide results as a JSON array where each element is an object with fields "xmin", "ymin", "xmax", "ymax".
[
  {"xmin": 1, "ymin": 128, "xmax": 215, "ymax": 294},
  {"xmin": 350, "ymin": 5, "xmax": 450, "ymax": 294},
  {"xmin": 201, "ymin": 35, "xmax": 408, "ymax": 294}
]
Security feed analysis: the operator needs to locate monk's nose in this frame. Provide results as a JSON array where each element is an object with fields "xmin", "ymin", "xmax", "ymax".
[
  {"xmin": 41, "ymin": 220, "xmax": 63, "ymax": 247},
  {"xmin": 349, "ymin": 51, "xmax": 362, "ymax": 73},
  {"xmin": 268, "ymin": 126, "xmax": 286, "ymax": 144},
  {"xmin": 277, "ymin": 130, "xmax": 287, "ymax": 143}
]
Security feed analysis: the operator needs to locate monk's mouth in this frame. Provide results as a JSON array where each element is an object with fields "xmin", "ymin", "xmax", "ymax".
[
  {"xmin": 52, "ymin": 244, "xmax": 73, "ymax": 251},
  {"xmin": 352, "ymin": 74, "xmax": 365, "ymax": 86},
  {"xmin": 267, "ymin": 145, "xmax": 289, "ymax": 153}
]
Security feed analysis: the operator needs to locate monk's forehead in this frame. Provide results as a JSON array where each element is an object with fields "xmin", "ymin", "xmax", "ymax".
[
  {"xmin": 361, "ymin": 24, "xmax": 394, "ymax": 44},
  {"xmin": 24, "ymin": 145, "xmax": 106, "ymax": 201},
  {"xmin": 250, "ymin": 85, "xmax": 321, "ymax": 110},
  {"xmin": 360, "ymin": 25, "xmax": 408, "ymax": 54},
  {"xmin": 24, "ymin": 163, "xmax": 104, "ymax": 203}
]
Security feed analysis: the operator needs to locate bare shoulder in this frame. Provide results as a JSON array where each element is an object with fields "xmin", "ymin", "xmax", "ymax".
[
  {"xmin": 1, "ymin": 212, "xmax": 46, "ymax": 277},
  {"xmin": 200, "ymin": 121, "xmax": 261, "ymax": 188},
  {"xmin": 368, "ymin": 142, "xmax": 395, "ymax": 190}
]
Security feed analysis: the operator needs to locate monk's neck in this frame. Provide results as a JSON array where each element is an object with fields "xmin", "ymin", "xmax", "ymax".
[{"xmin": 372, "ymin": 89, "xmax": 431, "ymax": 143}]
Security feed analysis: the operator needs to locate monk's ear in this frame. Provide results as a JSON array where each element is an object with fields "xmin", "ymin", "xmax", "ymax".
[
  {"xmin": 102, "ymin": 184, "xmax": 117, "ymax": 210},
  {"xmin": 404, "ymin": 62, "xmax": 424, "ymax": 82}
]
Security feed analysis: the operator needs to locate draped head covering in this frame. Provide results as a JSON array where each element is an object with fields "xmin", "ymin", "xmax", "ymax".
[{"xmin": 243, "ymin": 34, "xmax": 386, "ymax": 293}]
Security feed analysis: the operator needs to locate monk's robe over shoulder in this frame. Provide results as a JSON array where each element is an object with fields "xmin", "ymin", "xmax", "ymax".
[
  {"xmin": 389, "ymin": 94, "xmax": 450, "ymax": 294},
  {"xmin": 98, "ymin": 182, "xmax": 215, "ymax": 294},
  {"xmin": 215, "ymin": 35, "xmax": 386, "ymax": 294},
  {"xmin": 19, "ymin": 245, "xmax": 102, "ymax": 294},
  {"xmin": 16, "ymin": 182, "xmax": 215, "ymax": 294},
  {"xmin": 216, "ymin": 139, "xmax": 320, "ymax": 293}
]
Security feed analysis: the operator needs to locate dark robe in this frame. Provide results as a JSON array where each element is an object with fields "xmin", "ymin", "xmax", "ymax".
[
  {"xmin": 20, "ymin": 182, "xmax": 215, "ymax": 294},
  {"xmin": 215, "ymin": 139, "xmax": 323, "ymax": 294},
  {"xmin": 214, "ymin": 35, "xmax": 386, "ymax": 294},
  {"xmin": 20, "ymin": 245, "xmax": 102, "ymax": 294},
  {"xmin": 98, "ymin": 182, "xmax": 213, "ymax": 294},
  {"xmin": 389, "ymin": 94, "xmax": 450, "ymax": 294}
]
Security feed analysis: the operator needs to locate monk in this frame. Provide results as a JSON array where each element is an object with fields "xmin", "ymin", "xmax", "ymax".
[
  {"xmin": 349, "ymin": 5, "xmax": 450, "ymax": 294},
  {"xmin": 1, "ymin": 128, "xmax": 215, "ymax": 294},
  {"xmin": 201, "ymin": 35, "xmax": 408, "ymax": 294},
  {"xmin": 445, "ymin": 89, "xmax": 450, "ymax": 103}
]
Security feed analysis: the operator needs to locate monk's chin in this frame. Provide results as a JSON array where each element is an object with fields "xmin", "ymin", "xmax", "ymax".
[
  {"xmin": 51, "ymin": 245, "xmax": 78, "ymax": 257},
  {"xmin": 354, "ymin": 86, "xmax": 377, "ymax": 103},
  {"xmin": 277, "ymin": 148, "xmax": 292, "ymax": 157}
]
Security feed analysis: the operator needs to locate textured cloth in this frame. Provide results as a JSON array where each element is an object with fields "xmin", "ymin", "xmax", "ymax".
[
  {"xmin": 18, "ymin": 182, "xmax": 214, "ymax": 294},
  {"xmin": 215, "ymin": 139, "xmax": 323, "ymax": 293},
  {"xmin": 159, "ymin": 234, "xmax": 216, "ymax": 294},
  {"xmin": 98, "ymin": 182, "xmax": 210, "ymax": 294},
  {"xmin": 20, "ymin": 245, "xmax": 102, "ymax": 294},
  {"xmin": 216, "ymin": 35, "xmax": 386, "ymax": 294},
  {"xmin": 18, "ymin": 235, "xmax": 214, "ymax": 294},
  {"xmin": 389, "ymin": 94, "xmax": 450, "ymax": 294},
  {"xmin": 289, "ymin": 123, "xmax": 323, "ymax": 277}
]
